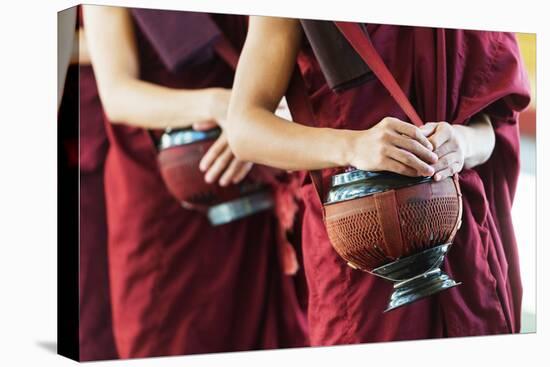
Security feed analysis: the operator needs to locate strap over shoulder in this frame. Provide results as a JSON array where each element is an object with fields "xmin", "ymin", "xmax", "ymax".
[{"xmin": 334, "ymin": 21, "xmax": 424, "ymax": 128}]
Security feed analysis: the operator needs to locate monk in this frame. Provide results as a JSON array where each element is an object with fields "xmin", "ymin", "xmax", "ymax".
[
  {"xmin": 226, "ymin": 18, "xmax": 530, "ymax": 344},
  {"xmin": 83, "ymin": 6, "xmax": 307, "ymax": 358}
]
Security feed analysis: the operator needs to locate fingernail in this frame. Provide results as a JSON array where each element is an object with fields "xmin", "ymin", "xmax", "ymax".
[
  {"xmin": 204, "ymin": 174, "xmax": 213, "ymax": 183},
  {"xmin": 219, "ymin": 179, "xmax": 228, "ymax": 187},
  {"xmin": 431, "ymin": 153, "xmax": 438, "ymax": 162},
  {"xmin": 434, "ymin": 173, "xmax": 440, "ymax": 181}
]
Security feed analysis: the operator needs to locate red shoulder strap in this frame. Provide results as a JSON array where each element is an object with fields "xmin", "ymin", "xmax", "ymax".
[{"xmin": 334, "ymin": 22, "xmax": 424, "ymax": 127}]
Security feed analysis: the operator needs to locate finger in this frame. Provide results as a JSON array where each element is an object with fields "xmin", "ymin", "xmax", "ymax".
[
  {"xmin": 389, "ymin": 119, "xmax": 433, "ymax": 151},
  {"xmin": 428, "ymin": 123, "xmax": 452, "ymax": 149},
  {"xmin": 204, "ymin": 146, "xmax": 233, "ymax": 184},
  {"xmin": 199, "ymin": 135, "xmax": 227, "ymax": 172},
  {"xmin": 192, "ymin": 119, "xmax": 218, "ymax": 131},
  {"xmin": 433, "ymin": 161, "xmax": 461, "ymax": 181},
  {"xmin": 431, "ymin": 152, "xmax": 460, "ymax": 172},
  {"xmin": 219, "ymin": 158, "xmax": 242, "ymax": 187},
  {"xmin": 388, "ymin": 147, "xmax": 435, "ymax": 177},
  {"xmin": 232, "ymin": 162, "xmax": 254, "ymax": 184},
  {"xmin": 433, "ymin": 139, "xmax": 459, "ymax": 158},
  {"xmin": 383, "ymin": 158, "xmax": 420, "ymax": 177},
  {"xmin": 393, "ymin": 134, "xmax": 438, "ymax": 164}
]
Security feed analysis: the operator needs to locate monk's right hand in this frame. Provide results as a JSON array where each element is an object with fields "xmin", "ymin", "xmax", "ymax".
[{"xmin": 348, "ymin": 117, "xmax": 438, "ymax": 177}]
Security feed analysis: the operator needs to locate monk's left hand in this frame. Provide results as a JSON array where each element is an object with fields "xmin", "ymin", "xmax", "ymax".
[{"xmin": 420, "ymin": 122, "xmax": 467, "ymax": 181}]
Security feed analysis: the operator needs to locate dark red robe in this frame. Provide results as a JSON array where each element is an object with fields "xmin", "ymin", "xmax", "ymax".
[
  {"xmin": 79, "ymin": 65, "xmax": 118, "ymax": 361},
  {"xmin": 77, "ymin": 64, "xmax": 118, "ymax": 361},
  {"xmin": 58, "ymin": 7, "xmax": 118, "ymax": 361},
  {"xmin": 94, "ymin": 10, "xmax": 307, "ymax": 358},
  {"xmin": 295, "ymin": 25, "xmax": 530, "ymax": 344}
]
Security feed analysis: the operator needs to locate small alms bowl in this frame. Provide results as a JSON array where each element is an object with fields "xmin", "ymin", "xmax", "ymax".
[{"xmin": 157, "ymin": 128, "xmax": 273, "ymax": 225}]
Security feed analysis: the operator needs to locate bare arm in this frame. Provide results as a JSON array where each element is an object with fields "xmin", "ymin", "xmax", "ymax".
[
  {"xmin": 227, "ymin": 17, "xmax": 436, "ymax": 176},
  {"xmin": 83, "ymin": 6, "xmax": 228, "ymax": 129},
  {"xmin": 227, "ymin": 17, "xmax": 349, "ymax": 170}
]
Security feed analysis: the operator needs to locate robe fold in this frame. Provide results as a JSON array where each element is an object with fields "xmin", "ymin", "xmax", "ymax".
[
  {"xmin": 295, "ymin": 24, "xmax": 530, "ymax": 344},
  {"xmin": 93, "ymin": 9, "xmax": 308, "ymax": 358}
]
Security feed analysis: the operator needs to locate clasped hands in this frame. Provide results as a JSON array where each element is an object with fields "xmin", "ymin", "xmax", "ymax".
[{"xmin": 348, "ymin": 117, "xmax": 468, "ymax": 181}]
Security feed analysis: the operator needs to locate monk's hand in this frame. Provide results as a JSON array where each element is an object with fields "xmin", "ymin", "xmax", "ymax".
[
  {"xmin": 420, "ymin": 121, "xmax": 467, "ymax": 181},
  {"xmin": 349, "ymin": 117, "xmax": 438, "ymax": 177},
  {"xmin": 199, "ymin": 132, "xmax": 253, "ymax": 187}
]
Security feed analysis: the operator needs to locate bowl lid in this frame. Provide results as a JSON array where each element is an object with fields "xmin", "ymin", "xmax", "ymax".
[
  {"xmin": 325, "ymin": 169, "xmax": 432, "ymax": 204},
  {"xmin": 159, "ymin": 127, "xmax": 221, "ymax": 150}
]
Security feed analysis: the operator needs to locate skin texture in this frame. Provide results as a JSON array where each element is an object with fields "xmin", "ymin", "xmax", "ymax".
[
  {"xmin": 227, "ymin": 16, "xmax": 495, "ymax": 180},
  {"xmin": 83, "ymin": 6, "xmax": 250, "ymax": 185}
]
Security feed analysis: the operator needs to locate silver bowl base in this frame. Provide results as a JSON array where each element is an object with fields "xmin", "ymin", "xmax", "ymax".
[
  {"xmin": 370, "ymin": 243, "xmax": 461, "ymax": 312},
  {"xmin": 206, "ymin": 191, "xmax": 274, "ymax": 226},
  {"xmin": 384, "ymin": 268, "xmax": 460, "ymax": 312}
]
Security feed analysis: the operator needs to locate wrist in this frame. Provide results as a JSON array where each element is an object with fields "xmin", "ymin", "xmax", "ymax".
[
  {"xmin": 205, "ymin": 88, "xmax": 230, "ymax": 122},
  {"xmin": 452, "ymin": 124, "xmax": 473, "ymax": 167},
  {"xmin": 337, "ymin": 129, "xmax": 362, "ymax": 168}
]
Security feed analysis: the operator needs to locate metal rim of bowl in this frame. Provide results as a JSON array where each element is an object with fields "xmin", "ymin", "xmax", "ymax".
[
  {"xmin": 325, "ymin": 169, "xmax": 432, "ymax": 205},
  {"xmin": 159, "ymin": 127, "xmax": 221, "ymax": 150}
]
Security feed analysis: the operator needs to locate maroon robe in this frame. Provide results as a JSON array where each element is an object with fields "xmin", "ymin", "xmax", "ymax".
[
  {"xmin": 78, "ymin": 64, "xmax": 118, "ymax": 361},
  {"xmin": 295, "ymin": 25, "xmax": 530, "ymax": 344},
  {"xmin": 58, "ymin": 7, "xmax": 118, "ymax": 361},
  {"xmin": 95, "ymin": 9, "xmax": 307, "ymax": 358}
]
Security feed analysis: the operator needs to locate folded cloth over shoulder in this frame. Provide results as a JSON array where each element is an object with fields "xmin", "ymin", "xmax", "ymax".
[{"xmin": 131, "ymin": 8, "xmax": 221, "ymax": 72}]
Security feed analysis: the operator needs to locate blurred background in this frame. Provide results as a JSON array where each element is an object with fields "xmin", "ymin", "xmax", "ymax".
[{"xmin": 514, "ymin": 33, "xmax": 536, "ymax": 333}]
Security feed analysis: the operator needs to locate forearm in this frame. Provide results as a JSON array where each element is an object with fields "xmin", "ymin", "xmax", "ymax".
[
  {"xmin": 455, "ymin": 113, "xmax": 495, "ymax": 169},
  {"xmin": 100, "ymin": 77, "xmax": 216, "ymax": 129},
  {"xmin": 228, "ymin": 105, "xmax": 351, "ymax": 171},
  {"xmin": 227, "ymin": 16, "xmax": 351, "ymax": 171}
]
